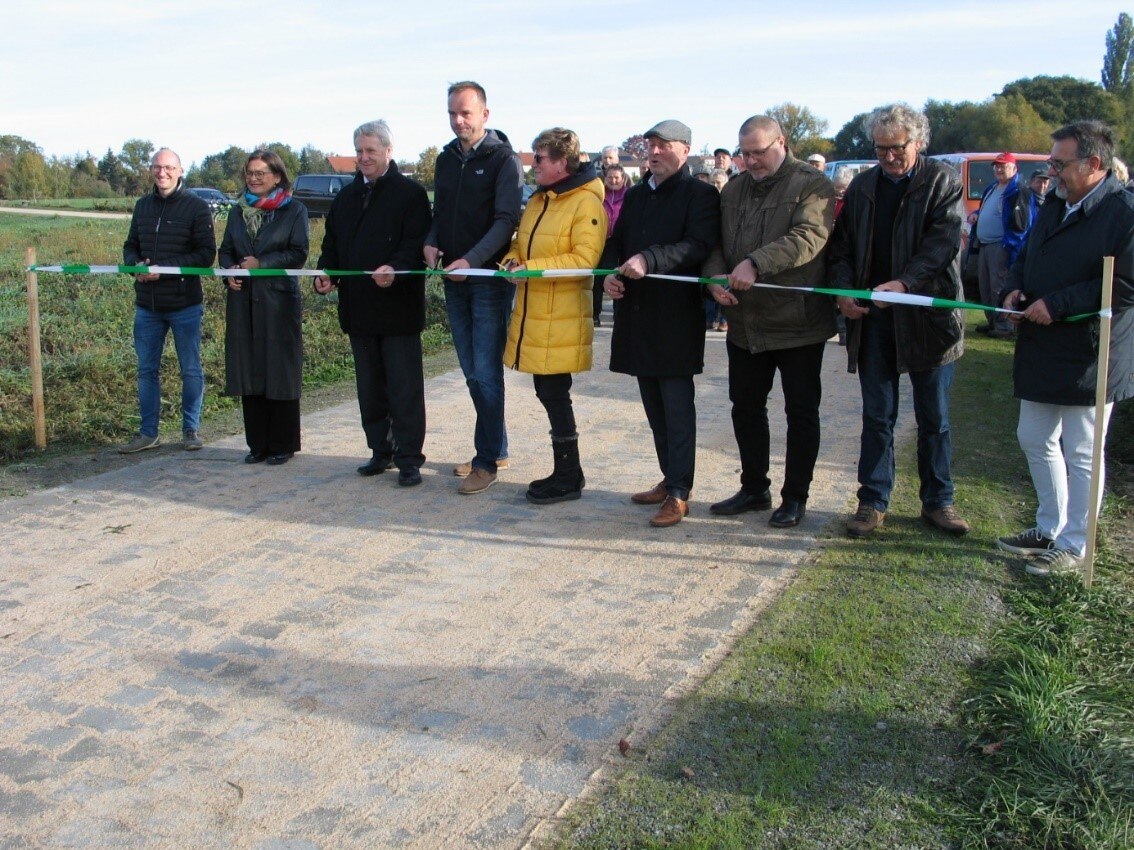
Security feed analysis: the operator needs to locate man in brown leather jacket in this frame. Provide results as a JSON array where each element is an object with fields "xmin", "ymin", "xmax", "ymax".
[{"xmin": 704, "ymin": 116, "xmax": 835, "ymax": 529}]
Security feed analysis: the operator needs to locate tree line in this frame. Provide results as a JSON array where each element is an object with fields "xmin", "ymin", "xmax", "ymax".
[{"xmin": 4, "ymin": 15, "xmax": 1134, "ymax": 201}]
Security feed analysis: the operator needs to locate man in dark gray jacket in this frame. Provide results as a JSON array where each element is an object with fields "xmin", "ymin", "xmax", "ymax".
[
  {"xmin": 828, "ymin": 104, "xmax": 970, "ymax": 539},
  {"xmin": 704, "ymin": 116, "xmax": 835, "ymax": 529},
  {"xmin": 423, "ymin": 81, "xmax": 523, "ymax": 496},
  {"xmin": 120, "ymin": 147, "xmax": 216, "ymax": 454},
  {"xmin": 996, "ymin": 120, "xmax": 1134, "ymax": 575}
]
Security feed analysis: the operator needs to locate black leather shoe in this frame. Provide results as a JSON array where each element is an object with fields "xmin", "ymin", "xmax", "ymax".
[
  {"xmin": 357, "ymin": 456, "xmax": 395, "ymax": 476},
  {"xmin": 244, "ymin": 451, "xmax": 267, "ymax": 464},
  {"xmin": 398, "ymin": 468, "xmax": 422, "ymax": 487},
  {"xmin": 266, "ymin": 452, "xmax": 294, "ymax": 465},
  {"xmin": 709, "ymin": 489, "xmax": 772, "ymax": 515},
  {"xmin": 769, "ymin": 499, "xmax": 806, "ymax": 528}
]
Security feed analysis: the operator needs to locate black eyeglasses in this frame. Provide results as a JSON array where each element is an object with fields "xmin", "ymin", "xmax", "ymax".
[
  {"xmin": 533, "ymin": 153, "xmax": 558, "ymax": 165},
  {"xmin": 874, "ymin": 139, "xmax": 913, "ymax": 157},
  {"xmin": 1046, "ymin": 156, "xmax": 1086, "ymax": 174}
]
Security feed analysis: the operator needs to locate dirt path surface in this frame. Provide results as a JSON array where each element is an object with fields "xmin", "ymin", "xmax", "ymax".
[
  {"xmin": 0, "ymin": 328, "xmax": 885, "ymax": 849},
  {"xmin": 0, "ymin": 206, "xmax": 132, "ymax": 220}
]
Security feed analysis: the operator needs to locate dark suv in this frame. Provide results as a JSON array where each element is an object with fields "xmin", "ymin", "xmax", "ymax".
[
  {"xmin": 293, "ymin": 173, "xmax": 356, "ymax": 218},
  {"xmin": 187, "ymin": 187, "xmax": 236, "ymax": 217}
]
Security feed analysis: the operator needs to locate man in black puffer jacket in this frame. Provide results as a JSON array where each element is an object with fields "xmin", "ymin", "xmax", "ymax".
[
  {"xmin": 120, "ymin": 148, "xmax": 216, "ymax": 453},
  {"xmin": 423, "ymin": 81, "xmax": 523, "ymax": 496},
  {"xmin": 314, "ymin": 120, "xmax": 432, "ymax": 487}
]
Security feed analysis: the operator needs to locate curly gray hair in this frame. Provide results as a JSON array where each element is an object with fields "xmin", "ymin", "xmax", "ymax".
[{"xmin": 863, "ymin": 103, "xmax": 930, "ymax": 150}]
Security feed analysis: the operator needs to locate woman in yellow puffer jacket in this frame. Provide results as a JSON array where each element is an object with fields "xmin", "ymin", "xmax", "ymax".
[{"xmin": 502, "ymin": 128, "xmax": 608, "ymax": 504}]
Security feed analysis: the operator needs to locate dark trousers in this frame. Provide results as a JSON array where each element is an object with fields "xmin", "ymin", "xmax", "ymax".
[
  {"xmin": 637, "ymin": 375, "xmax": 696, "ymax": 500},
  {"xmin": 348, "ymin": 333, "xmax": 426, "ymax": 471},
  {"xmin": 592, "ymin": 279, "xmax": 603, "ymax": 324},
  {"xmin": 242, "ymin": 395, "xmax": 301, "ymax": 455},
  {"xmin": 727, "ymin": 339, "xmax": 825, "ymax": 502},
  {"xmin": 533, "ymin": 373, "xmax": 576, "ymax": 438}
]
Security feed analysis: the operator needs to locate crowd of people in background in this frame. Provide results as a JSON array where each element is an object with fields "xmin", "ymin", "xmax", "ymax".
[{"xmin": 114, "ymin": 83, "xmax": 1133, "ymax": 577}]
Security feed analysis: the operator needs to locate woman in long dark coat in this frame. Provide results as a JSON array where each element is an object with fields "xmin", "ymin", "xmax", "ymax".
[{"xmin": 219, "ymin": 149, "xmax": 309, "ymax": 465}]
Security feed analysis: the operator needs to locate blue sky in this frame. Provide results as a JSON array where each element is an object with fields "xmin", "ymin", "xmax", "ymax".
[{"xmin": 2, "ymin": 1, "xmax": 1123, "ymax": 167}]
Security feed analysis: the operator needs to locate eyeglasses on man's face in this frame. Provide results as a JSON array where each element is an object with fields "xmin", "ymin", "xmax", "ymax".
[
  {"xmin": 1046, "ymin": 156, "xmax": 1086, "ymax": 174},
  {"xmin": 874, "ymin": 139, "xmax": 913, "ymax": 157}
]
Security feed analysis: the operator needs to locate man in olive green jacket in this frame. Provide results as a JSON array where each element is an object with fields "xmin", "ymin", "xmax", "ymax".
[{"xmin": 705, "ymin": 115, "xmax": 835, "ymax": 529}]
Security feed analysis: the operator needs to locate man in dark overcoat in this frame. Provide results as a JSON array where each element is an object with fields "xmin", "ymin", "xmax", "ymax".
[
  {"xmin": 314, "ymin": 120, "xmax": 433, "ymax": 487},
  {"xmin": 996, "ymin": 120, "xmax": 1134, "ymax": 575},
  {"xmin": 601, "ymin": 120, "xmax": 721, "ymax": 527}
]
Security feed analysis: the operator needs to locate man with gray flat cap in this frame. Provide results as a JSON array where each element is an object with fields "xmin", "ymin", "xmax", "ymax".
[{"xmin": 601, "ymin": 119, "xmax": 721, "ymax": 528}]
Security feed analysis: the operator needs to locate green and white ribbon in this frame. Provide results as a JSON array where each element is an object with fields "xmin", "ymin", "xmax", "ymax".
[{"xmin": 32, "ymin": 263, "xmax": 1116, "ymax": 320}]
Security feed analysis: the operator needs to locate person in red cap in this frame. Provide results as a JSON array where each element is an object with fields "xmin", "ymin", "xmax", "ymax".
[{"xmin": 968, "ymin": 152, "xmax": 1037, "ymax": 338}]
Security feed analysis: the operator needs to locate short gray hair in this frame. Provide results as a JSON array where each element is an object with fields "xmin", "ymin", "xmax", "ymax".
[
  {"xmin": 832, "ymin": 166, "xmax": 854, "ymax": 186},
  {"xmin": 354, "ymin": 120, "xmax": 392, "ymax": 148},
  {"xmin": 863, "ymin": 103, "xmax": 930, "ymax": 149},
  {"xmin": 738, "ymin": 115, "xmax": 783, "ymax": 138},
  {"xmin": 601, "ymin": 145, "xmax": 619, "ymax": 157}
]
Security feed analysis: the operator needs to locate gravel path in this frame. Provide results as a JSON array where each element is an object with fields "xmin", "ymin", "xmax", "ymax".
[{"xmin": 0, "ymin": 326, "xmax": 888, "ymax": 849}]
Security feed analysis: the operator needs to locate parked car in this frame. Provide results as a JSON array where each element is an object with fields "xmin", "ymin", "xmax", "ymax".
[
  {"xmin": 930, "ymin": 152, "xmax": 1049, "ymax": 218},
  {"xmin": 824, "ymin": 159, "xmax": 877, "ymax": 181},
  {"xmin": 187, "ymin": 187, "xmax": 236, "ymax": 216},
  {"xmin": 292, "ymin": 173, "xmax": 356, "ymax": 218},
  {"xmin": 931, "ymin": 152, "xmax": 1049, "ymax": 300}
]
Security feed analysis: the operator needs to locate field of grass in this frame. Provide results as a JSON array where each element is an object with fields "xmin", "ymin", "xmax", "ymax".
[
  {"xmin": 0, "ymin": 198, "xmax": 137, "ymax": 213},
  {"xmin": 0, "ymin": 213, "xmax": 451, "ymax": 459},
  {"xmin": 550, "ymin": 328, "xmax": 1133, "ymax": 850}
]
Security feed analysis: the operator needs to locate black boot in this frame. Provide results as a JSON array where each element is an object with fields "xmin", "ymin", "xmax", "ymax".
[{"xmin": 526, "ymin": 435, "xmax": 585, "ymax": 504}]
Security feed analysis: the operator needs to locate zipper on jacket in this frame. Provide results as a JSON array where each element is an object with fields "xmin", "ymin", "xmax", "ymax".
[
  {"xmin": 450, "ymin": 157, "xmax": 466, "ymax": 256},
  {"xmin": 151, "ymin": 194, "xmax": 167, "ymax": 311},
  {"xmin": 511, "ymin": 194, "xmax": 550, "ymax": 369}
]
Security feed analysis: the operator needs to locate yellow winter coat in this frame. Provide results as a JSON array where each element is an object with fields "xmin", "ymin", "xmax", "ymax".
[{"xmin": 502, "ymin": 172, "xmax": 607, "ymax": 375}]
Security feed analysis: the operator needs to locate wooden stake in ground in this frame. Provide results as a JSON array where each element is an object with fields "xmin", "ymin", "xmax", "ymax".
[
  {"xmin": 24, "ymin": 246, "xmax": 46, "ymax": 450},
  {"xmin": 1082, "ymin": 256, "xmax": 1115, "ymax": 587}
]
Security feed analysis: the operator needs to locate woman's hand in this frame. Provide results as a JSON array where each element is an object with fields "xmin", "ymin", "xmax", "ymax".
[{"xmin": 502, "ymin": 259, "xmax": 525, "ymax": 284}]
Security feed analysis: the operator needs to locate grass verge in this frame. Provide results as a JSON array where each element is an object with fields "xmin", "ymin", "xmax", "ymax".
[
  {"xmin": 548, "ymin": 326, "xmax": 1134, "ymax": 849},
  {"xmin": 0, "ymin": 215, "xmax": 452, "ymax": 460}
]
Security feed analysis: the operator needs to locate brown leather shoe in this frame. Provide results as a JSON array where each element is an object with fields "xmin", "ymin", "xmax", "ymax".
[
  {"xmin": 922, "ymin": 505, "xmax": 970, "ymax": 535},
  {"xmin": 847, "ymin": 502, "xmax": 885, "ymax": 538},
  {"xmin": 453, "ymin": 457, "xmax": 509, "ymax": 477},
  {"xmin": 631, "ymin": 481, "xmax": 668, "ymax": 505},
  {"xmin": 457, "ymin": 467, "xmax": 497, "ymax": 495},
  {"xmin": 650, "ymin": 496, "xmax": 688, "ymax": 528}
]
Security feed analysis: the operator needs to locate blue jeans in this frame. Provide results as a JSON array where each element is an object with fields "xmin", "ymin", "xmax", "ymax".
[
  {"xmin": 856, "ymin": 312, "xmax": 955, "ymax": 512},
  {"xmin": 444, "ymin": 280, "xmax": 511, "ymax": 471},
  {"xmin": 133, "ymin": 303, "xmax": 204, "ymax": 437}
]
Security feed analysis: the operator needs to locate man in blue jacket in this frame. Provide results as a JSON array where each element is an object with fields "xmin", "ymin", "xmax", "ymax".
[
  {"xmin": 120, "ymin": 148, "xmax": 216, "ymax": 453},
  {"xmin": 996, "ymin": 121, "xmax": 1134, "ymax": 575},
  {"xmin": 971, "ymin": 152, "xmax": 1036, "ymax": 338},
  {"xmin": 423, "ymin": 81, "xmax": 523, "ymax": 495}
]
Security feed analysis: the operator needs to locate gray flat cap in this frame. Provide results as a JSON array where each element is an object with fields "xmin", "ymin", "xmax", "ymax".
[{"xmin": 643, "ymin": 120, "xmax": 692, "ymax": 145}]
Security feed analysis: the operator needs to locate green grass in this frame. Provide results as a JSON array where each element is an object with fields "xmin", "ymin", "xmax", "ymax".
[
  {"xmin": 0, "ymin": 197, "xmax": 137, "ymax": 212},
  {"xmin": 0, "ymin": 214, "xmax": 452, "ymax": 459},
  {"xmin": 550, "ymin": 326, "xmax": 1134, "ymax": 850}
]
